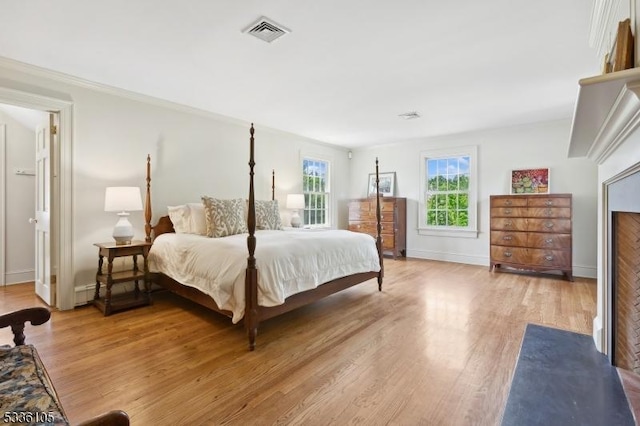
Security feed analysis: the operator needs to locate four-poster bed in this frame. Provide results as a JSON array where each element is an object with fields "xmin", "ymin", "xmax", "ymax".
[{"xmin": 144, "ymin": 124, "xmax": 384, "ymax": 350}]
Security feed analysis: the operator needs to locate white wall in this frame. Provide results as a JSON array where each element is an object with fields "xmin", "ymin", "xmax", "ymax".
[
  {"xmin": 0, "ymin": 110, "xmax": 36, "ymax": 284},
  {"xmin": 349, "ymin": 119, "xmax": 599, "ymax": 277},
  {"xmin": 0, "ymin": 61, "xmax": 350, "ymax": 305}
]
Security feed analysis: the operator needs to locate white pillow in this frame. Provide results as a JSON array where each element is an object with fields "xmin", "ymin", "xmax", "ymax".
[
  {"xmin": 187, "ymin": 202, "xmax": 207, "ymax": 236},
  {"xmin": 167, "ymin": 205, "xmax": 191, "ymax": 234}
]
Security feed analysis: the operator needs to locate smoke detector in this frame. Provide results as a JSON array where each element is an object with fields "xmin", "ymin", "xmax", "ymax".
[
  {"xmin": 398, "ymin": 111, "xmax": 421, "ymax": 120},
  {"xmin": 243, "ymin": 16, "xmax": 291, "ymax": 43}
]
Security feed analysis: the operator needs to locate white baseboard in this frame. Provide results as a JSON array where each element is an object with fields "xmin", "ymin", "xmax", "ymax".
[
  {"xmin": 406, "ymin": 249, "xmax": 487, "ymax": 266},
  {"xmin": 5, "ymin": 269, "xmax": 34, "ymax": 285},
  {"xmin": 74, "ymin": 281, "xmax": 141, "ymax": 306},
  {"xmin": 573, "ymin": 265, "xmax": 597, "ymax": 279},
  {"xmin": 74, "ymin": 283, "xmax": 94, "ymax": 306},
  {"xmin": 405, "ymin": 250, "xmax": 597, "ymax": 279}
]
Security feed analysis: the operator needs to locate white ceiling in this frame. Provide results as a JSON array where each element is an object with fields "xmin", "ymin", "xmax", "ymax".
[{"xmin": 0, "ymin": 0, "xmax": 600, "ymax": 148}]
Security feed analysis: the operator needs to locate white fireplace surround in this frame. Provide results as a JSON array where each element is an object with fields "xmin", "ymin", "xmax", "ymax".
[{"xmin": 570, "ymin": 67, "xmax": 640, "ymax": 354}]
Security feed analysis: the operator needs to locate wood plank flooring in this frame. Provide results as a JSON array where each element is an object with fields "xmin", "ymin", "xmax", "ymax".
[{"xmin": 0, "ymin": 259, "xmax": 596, "ymax": 425}]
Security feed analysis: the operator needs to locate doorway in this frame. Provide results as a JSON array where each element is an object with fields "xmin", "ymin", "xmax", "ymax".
[
  {"xmin": 0, "ymin": 103, "xmax": 52, "ymax": 303},
  {"xmin": 0, "ymin": 85, "xmax": 73, "ymax": 310}
]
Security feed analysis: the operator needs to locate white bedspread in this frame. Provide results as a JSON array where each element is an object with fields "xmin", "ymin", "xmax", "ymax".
[{"xmin": 148, "ymin": 229, "xmax": 381, "ymax": 323}]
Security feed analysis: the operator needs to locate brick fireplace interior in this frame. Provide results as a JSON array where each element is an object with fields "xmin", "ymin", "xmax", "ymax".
[
  {"xmin": 613, "ymin": 211, "xmax": 640, "ymax": 371},
  {"xmin": 609, "ymin": 171, "xmax": 640, "ymax": 370}
]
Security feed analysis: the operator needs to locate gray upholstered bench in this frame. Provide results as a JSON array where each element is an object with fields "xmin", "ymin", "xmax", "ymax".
[{"xmin": 0, "ymin": 307, "xmax": 129, "ymax": 426}]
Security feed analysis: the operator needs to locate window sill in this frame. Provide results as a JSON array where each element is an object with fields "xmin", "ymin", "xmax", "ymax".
[{"xmin": 417, "ymin": 227, "xmax": 478, "ymax": 238}]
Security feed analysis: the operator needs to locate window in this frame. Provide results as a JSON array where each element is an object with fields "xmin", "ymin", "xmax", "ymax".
[
  {"xmin": 302, "ymin": 157, "xmax": 330, "ymax": 227},
  {"xmin": 419, "ymin": 146, "xmax": 477, "ymax": 238}
]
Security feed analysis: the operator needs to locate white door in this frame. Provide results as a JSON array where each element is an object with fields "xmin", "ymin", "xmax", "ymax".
[{"xmin": 33, "ymin": 114, "xmax": 54, "ymax": 305}]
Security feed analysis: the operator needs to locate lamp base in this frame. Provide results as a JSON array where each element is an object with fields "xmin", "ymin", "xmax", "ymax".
[
  {"xmin": 113, "ymin": 236, "xmax": 133, "ymax": 246},
  {"xmin": 290, "ymin": 211, "xmax": 302, "ymax": 228},
  {"xmin": 113, "ymin": 213, "xmax": 134, "ymax": 246}
]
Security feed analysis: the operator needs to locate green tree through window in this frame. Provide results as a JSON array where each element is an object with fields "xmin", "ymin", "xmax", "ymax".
[
  {"xmin": 425, "ymin": 156, "xmax": 470, "ymax": 227},
  {"xmin": 303, "ymin": 158, "xmax": 329, "ymax": 226}
]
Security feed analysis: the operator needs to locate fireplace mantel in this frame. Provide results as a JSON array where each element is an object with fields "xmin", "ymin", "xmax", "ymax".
[
  {"xmin": 569, "ymin": 66, "xmax": 640, "ymax": 355},
  {"xmin": 570, "ymin": 67, "xmax": 640, "ymax": 163}
]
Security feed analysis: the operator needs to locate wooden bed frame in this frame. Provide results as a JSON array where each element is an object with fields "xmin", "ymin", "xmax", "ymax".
[{"xmin": 144, "ymin": 124, "xmax": 384, "ymax": 350}]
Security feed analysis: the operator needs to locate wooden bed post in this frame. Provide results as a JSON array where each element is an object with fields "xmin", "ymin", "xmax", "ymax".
[
  {"xmin": 246, "ymin": 124, "xmax": 259, "ymax": 351},
  {"xmin": 272, "ymin": 169, "xmax": 275, "ymax": 201},
  {"xmin": 145, "ymin": 154, "xmax": 152, "ymax": 243},
  {"xmin": 142, "ymin": 156, "xmax": 174, "ymax": 240},
  {"xmin": 375, "ymin": 157, "xmax": 384, "ymax": 291}
]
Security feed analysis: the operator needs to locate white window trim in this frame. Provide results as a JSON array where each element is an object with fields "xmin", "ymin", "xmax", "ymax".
[
  {"xmin": 301, "ymin": 153, "xmax": 332, "ymax": 228},
  {"xmin": 418, "ymin": 145, "xmax": 478, "ymax": 238}
]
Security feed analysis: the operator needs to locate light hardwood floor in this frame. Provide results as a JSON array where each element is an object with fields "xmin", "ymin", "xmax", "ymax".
[{"xmin": 0, "ymin": 259, "xmax": 596, "ymax": 425}]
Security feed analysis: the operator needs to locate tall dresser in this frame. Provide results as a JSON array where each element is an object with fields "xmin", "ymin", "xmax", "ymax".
[
  {"xmin": 490, "ymin": 194, "xmax": 573, "ymax": 281},
  {"xmin": 348, "ymin": 197, "xmax": 406, "ymax": 259}
]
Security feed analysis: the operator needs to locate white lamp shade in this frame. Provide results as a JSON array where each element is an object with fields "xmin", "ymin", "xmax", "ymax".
[
  {"xmin": 104, "ymin": 187, "xmax": 143, "ymax": 212},
  {"xmin": 286, "ymin": 194, "xmax": 305, "ymax": 210}
]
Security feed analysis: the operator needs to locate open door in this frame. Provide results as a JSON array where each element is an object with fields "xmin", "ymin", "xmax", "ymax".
[{"xmin": 33, "ymin": 113, "xmax": 55, "ymax": 305}]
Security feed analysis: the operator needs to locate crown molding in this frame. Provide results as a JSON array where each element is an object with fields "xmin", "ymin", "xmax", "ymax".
[
  {"xmin": 0, "ymin": 56, "xmax": 339, "ymax": 149},
  {"xmin": 0, "ymin": 56, "xmax": 246, "ymax": 126}
]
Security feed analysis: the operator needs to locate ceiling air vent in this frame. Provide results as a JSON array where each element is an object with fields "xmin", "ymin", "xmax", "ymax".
[
  {"xmin": 243, "ymin": 16, "xmax": 291, "ymax": 43},
  {"xmin": 398, "ymin": 111, "xmax": 421, "ymax": 120}
]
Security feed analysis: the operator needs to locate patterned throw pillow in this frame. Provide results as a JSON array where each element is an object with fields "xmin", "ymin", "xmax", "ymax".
[
  {"xmin": 255, "ymin": 200, "xmax": 283, "ymax": 230},
  {"xmin": 202, "ymin": 196, "xmax": 248, "ymax": 238}
]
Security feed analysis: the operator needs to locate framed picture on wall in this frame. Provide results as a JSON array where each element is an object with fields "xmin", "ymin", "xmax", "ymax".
[
  {"xmin": 511, "ymin": 168, "xmax": 550, "ymax": 194},
  {"xmin": 368, "ymin": 172, "xmax": 395, "ymax": 197}
]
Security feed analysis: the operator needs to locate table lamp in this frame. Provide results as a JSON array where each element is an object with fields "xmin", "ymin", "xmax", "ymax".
[
  {"xmin": 286, "ymin": 194, "xmax": 305, "ymax": 228},
  {"xmin": 104, "ymin": 186, "xmax": 143, "ymax": 245}
]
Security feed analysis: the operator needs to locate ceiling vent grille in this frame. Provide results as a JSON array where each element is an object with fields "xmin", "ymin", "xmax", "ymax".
[
  {"xmin": 398, "ymin": 111, "xmax": 421, "ymax": 120},
  {"xmin": 243, "ymin": 16, "xmax": 291, "ymax": 43}
]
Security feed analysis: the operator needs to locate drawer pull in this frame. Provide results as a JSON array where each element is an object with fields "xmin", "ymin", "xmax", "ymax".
[
  {"xmin": 505, "ymin": 200, "xmax": 512, "ymax": 206},
  {"xmin": 544, "ymin": 222, "xmax": 554, "ymax": 229},
  {"xmin": 545, "ymin": 200, "xmax": 553, "ymax": 206},
  {"xmin": 544, "ymin": 255, "xmax": 554, "ymax": 261},
  {"xmin": 505, "ymin": 220, "xmax": 513, "ymax": 227},
  {"xmin": 504, "ymin": 251, "xmax": 512, "ymax": 258},
  {"xmin": 544, "ymin": 208, "xmax": 552, "ymax": 216},
  {"xmin": 545, "ymin": 238, "xmax": 554, "ymax": 244},
  {"xmin": 504, "ymin": 209, "xmax": 512, "ymax": 215},
  {"xmin": 503, "ymin": 236, "xmax": 513, "ymax": 241}
]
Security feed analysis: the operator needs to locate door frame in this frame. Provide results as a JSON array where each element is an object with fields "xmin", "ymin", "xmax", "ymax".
[
  {"xmin": 0, "ymin": 124, "xmax": 5, "ymax": 287},
  {"xmin": 0, "ymin": 86, "xmax": 73, "ymax": 310}
]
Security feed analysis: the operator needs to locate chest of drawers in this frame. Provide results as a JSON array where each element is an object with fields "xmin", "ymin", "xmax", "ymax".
[
  {"xmin": 490, "ymin": 194, "xmax": 572, "ymax": 281},
  {"xmin": 348, "ymin": 197, "xmax": 406, "ymax": 259}
]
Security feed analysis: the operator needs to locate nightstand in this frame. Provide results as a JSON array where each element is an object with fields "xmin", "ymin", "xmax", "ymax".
[{"xmin": 93, "ymin": 241, "xmax": 152, "ymax": 315}]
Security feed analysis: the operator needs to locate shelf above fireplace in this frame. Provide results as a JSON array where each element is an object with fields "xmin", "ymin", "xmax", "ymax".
[{"xmin": 569, "ymin": 67, "xmax": 640, "ymax": 163}]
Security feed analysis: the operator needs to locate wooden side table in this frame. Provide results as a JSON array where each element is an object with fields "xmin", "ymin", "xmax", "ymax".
[{"xmin": 93, "ymin": 241, "xmax": 152, "ymax": 315}]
